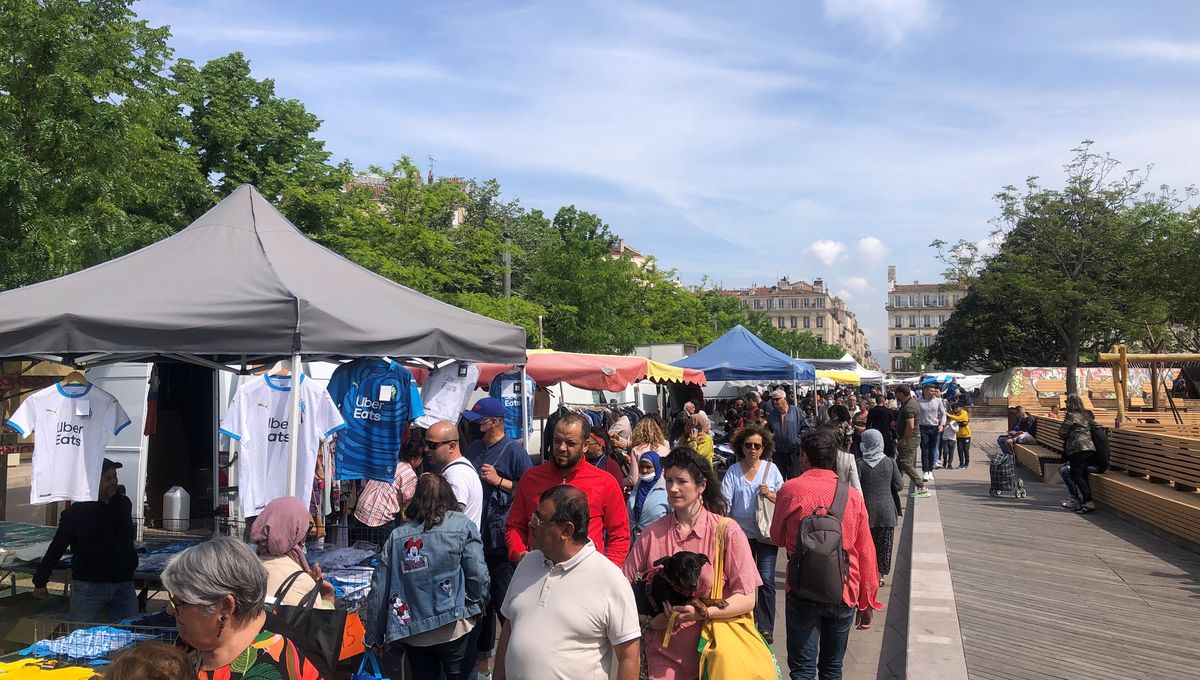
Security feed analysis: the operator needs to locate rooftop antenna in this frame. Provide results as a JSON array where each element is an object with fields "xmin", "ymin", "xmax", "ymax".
[{"xmin": 427, "ymin": 155, "xmax": 436, "ymax": 184}]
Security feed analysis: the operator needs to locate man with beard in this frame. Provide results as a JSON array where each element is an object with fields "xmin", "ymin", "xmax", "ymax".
[{"xmin": 504, "ymin": 412, "xmax": 630, "ymax": 567}]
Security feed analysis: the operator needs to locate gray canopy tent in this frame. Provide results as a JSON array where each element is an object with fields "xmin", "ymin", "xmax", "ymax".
[{"xmin": 0, "ymin": 184, "xmax": 528, "ymax": 502}]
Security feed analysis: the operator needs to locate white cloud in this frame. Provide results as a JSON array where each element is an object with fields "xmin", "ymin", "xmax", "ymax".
[
  {"xmin": 808, "ymin": 240, "xmax": 846, "ymax": 266},
  {"xmin": 1104, "ymin": 38, "xmax": 1200, "ymax": 63},
  {"xmin": 822, "ymin": 0, "xmax": 936, "ymax": 45},
  {"xmin": 841, "ymin": 276, "xmax": 872, "ymax": 294},
  {"xmin": 857, "ymin": 236, "xmax": 888, "ymax": 262},
  {"xmin": 835, "ymin": 288, "xmax": 854, "ymax": 301}
]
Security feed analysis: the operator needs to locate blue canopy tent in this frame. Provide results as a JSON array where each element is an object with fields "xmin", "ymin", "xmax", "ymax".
[{"xmin": 672, "ymin": 325, "xmax": 816, "ymax": 382}]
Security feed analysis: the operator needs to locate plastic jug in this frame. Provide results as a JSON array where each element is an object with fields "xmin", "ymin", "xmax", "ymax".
[{"xmin": 164, "ymin": 486, "xmax": 190, "ymax": 531}]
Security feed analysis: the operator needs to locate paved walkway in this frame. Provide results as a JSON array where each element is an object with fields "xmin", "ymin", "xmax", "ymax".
[{"xmin": 934, "ymin": 419, "xmax": 1200, "ymax": 680}]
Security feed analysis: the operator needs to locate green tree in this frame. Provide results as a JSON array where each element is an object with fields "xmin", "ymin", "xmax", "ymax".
[
  {"xmin": 529, "ymin": 206, "xmax": 641, "ymax": 353},
  {"xmin": 0, "ymin": 0, "xmax": 210, "ymax": 289},
  {"xmin": 927, "ymin": 283, "xmax": 1069, "ymax": 372},
  {"xmin": 934, "ymin": 142, "xmax": 1180, "ymax": 395}
]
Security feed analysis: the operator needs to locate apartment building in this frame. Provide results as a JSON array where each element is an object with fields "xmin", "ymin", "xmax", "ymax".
[
  {"xmin": 725, "ymin": 277, "xmax": 874, "ymax": 365},
  {"xmin": 885, "ymin": 265, "xmax": 966, "ymax": 374}
]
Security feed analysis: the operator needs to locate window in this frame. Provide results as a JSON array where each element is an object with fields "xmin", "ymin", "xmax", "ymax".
[
  {"xmin": 753, "ymin": 299, "xmax": 762, "ymax": 310},
  {"xmin": 790, "ymin": 297, "xmax": 798, "ymax": 309},
  {"xmin": 790, "ymin": 316, "xmax": 797, "ymax": 328},
  {"xmin": 893, "ymin": 295, "xmax": 902, "ymax": 308},
  {"xmin": 894, "ymin": 316, "xmax": 902, "ymax": 328},
  {"xmin": 923, "ymin": 335, "xmax": 932, "ymax": 347},
  {"xmin": 777, "ymin": 317, "xmax": 785, "ymax": 329},
  {"xmin": 817, "ymin": 298, "xmax": 825, "ymax": 309},
  {"xmin": 894, "ymin": 357, "xmax": 906, "ymax": 372},
  {"xmin": 908, "ymin": 294, "xmax": 916, "ymax": 307},
  {"xmin": 803, "ymin": 316, "xmax": 810, "ymax": 328},
  {"xmin": 923, "ymin": 315, "xmax": 931, "ymax": 328},
  {"xmin": 908, "ymin": 315, "xmax": 916, "ymax": 328},
  {"xmin": 939, "ymin": 294, "xmax": 947, "ymax": 306},
  {"xmin": 908, "ymin": 335, "xmax": 918, "ymax": 348},
  {"xmin": 894, "ymin": 336, "xmax": 903, "ymax": 350},
  {"xmin": 766, "ymin": 299, "xmax": 774, "ymax": 310},
  {"xmin": 803, "ymin": 298, "xmax": 810, "ymax": 309},
  {"xmin": 816, "ymin": 316, "xmax": 824, "ymax": 328},
  {"xmin": 938, "ymin": 314, "xmax": 946, "ymax": 326}
]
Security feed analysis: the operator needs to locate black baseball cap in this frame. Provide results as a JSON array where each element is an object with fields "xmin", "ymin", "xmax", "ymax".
[{"xmin": 102, "ymin": 458, "xmax": 123, "ymax": 473}]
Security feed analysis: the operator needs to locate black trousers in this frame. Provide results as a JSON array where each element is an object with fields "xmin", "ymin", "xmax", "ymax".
[{"xmin": 1069, "ymin": 451, "xmax": 1094, "ymax": 504}]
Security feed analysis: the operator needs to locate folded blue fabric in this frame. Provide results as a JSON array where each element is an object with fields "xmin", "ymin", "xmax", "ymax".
[{"xmin": 21, "ymin": 626, "xmax": 155, "ymax": 659}]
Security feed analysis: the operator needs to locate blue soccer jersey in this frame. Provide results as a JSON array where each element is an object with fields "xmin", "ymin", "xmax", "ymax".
[
  {"xmin": 488, "ymin": 371, "xmax": 533, "ymax": 441},
  {"xmin": 327, "ymin": 359, "xmax": 424, "ymax": 482}
]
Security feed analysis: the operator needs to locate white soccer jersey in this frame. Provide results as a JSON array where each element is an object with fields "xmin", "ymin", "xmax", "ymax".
[
  {"xmin": 219, "ymin": 374, "xmax": 346, "ymax": 517},
  {"xmin": 414, "ymin": 361, "xmax": 480, "ymax": 428},
  {"xmin": 6, "ymin": 383, "xmax": 131, "ymax": 504}
]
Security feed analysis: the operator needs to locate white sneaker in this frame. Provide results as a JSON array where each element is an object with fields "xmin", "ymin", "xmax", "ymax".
[
  {"xmin": 928, "ymin": 472, "xmax": 935, "ymax": 481},
  {"xmin": 922, "ymin": 472, "xmax": 931, "ymax": 481}
]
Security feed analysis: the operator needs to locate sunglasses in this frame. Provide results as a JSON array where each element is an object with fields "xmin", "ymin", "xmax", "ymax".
[
  {"xmin": 422, "ymin": 439, "xmax": 455, "ymax": 449},
  {"xmin": 742, "ymin": 442, "xmax": 764, "ymax": 450}
]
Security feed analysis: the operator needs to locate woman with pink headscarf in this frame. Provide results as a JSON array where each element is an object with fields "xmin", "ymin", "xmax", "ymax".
[
  {"xmin": 251, "ymin": 497, "xmax": 334, "ymax": 609},
  {"xmin": 686, "ymin": 412, "xmax": 716, "ymax": 469}
]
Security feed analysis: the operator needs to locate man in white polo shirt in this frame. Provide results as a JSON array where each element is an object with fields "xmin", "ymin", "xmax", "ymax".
[{"xmin": 494, "ymin": 485, "xmax": 640, "ymax": 680}]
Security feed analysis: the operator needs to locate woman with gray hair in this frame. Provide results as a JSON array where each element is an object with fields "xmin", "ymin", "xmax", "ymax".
[{"xmin": 161, "ymin": 536, "xmax": 323, "ymax": 679}]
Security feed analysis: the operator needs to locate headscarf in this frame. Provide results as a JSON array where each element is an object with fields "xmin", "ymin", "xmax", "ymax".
[
  {"xmin": 690, "ymin": 412, "xmax": 710, "ymax": 434},
  {"xmin": 250, "ymin": 496, "xmax": 311, "ymax": 573},
  {"xmin": 861, "ymin": 429, "xmax": 886, "ymax": 468},
  {"xmin": 632, "ymin": 451, "xmax": 664, "ymax": 522}
]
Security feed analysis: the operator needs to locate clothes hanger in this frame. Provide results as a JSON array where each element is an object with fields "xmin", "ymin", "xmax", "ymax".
[{"xmin": 61, "ymin": 370, "xmax": 88, "ymax": 386}]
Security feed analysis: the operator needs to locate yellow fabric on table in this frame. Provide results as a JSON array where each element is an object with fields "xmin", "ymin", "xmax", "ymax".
[{"xmin": 0, "ymin": 658, "xmax": 98, "ymax": 679}]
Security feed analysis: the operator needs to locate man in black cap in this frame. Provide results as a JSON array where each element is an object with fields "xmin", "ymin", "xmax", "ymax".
[{"xmin": 33, "ymin": 458, "xmax": 138, "ymax": 621}]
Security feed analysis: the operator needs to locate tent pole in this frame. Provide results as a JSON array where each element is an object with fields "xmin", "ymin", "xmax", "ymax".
[
  {"xmin": 287, "ymin": 352, "xmax": 302, "ymax": 499},
  {"xmin": 520, "ymin": 365, "xmax": 529, "ymax": 455}
]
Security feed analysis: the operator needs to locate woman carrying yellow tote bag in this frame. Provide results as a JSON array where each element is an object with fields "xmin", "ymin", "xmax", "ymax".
[{"xmin": 698, "ymin": 518, "xmax": 781, "ymax": 680}]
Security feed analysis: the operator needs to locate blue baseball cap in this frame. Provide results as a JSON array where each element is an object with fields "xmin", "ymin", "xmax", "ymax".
[{"xmin": 462, "ymin": 397, "xmax": 505, "ymax": 422}]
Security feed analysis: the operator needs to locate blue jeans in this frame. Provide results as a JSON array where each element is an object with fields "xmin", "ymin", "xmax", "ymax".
[
  {"xmin": 749, "ymin": 538, "xmax": 779, "ymax": 636},
  {"xmin": 477, "ymin": 553, "xmax": 514, "ymax": 656},
  {"xmin": 785, "ymin": 597, "xmax": 855, "ymax": 680},
  {"xmin": 996, "ymin": 432, "xmax": 1033, "ymax": 456},
  {"xmin": 70, "ymin": 580, "xmax": 137, "ymax": 623},
  {"xmin": 1059, "ymin": 464, "xmax": 1100, "ymax": 500},
  {"xmin": 402, "ymin": 626, "xmax": 480, "ymax": 680},
  {"xmin": 919, "ymin": 425, "xmax": 941, "ymax": 472}
]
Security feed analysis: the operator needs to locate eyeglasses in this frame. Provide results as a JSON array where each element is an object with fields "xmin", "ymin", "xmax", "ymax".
[
  {"xmin": 167, "ymin": 591, "xmax": 185, "ymax": 615},
  {"xmin": 529, "ymin": 512, "xmax": 559, "ymax": 529},
  {"xmin": 423, "ymin": 439, "xmax": 455, "ymax": 449},
  {"xmin": 742, "ymin": 442, "xmax": 764, "ymax": 450}
]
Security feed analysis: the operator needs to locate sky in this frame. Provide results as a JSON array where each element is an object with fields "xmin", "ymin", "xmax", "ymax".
[{"xmin": 135, "ymin": 0, "xmax": 1200, "ymax": 360}]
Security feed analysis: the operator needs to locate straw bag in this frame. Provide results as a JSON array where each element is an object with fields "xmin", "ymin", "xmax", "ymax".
[{"xmin": 697, "ymin": 518, "xmax": 781, "ymax": 680}]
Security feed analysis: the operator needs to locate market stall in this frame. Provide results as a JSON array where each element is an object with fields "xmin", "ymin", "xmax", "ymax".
[
  {"xmin": 0, "ymin": 186, "xmax": 529, "ymax": 664},
  {"xmin": 672, "ymin": 325, "xmax": 815, "ymax": 400}
]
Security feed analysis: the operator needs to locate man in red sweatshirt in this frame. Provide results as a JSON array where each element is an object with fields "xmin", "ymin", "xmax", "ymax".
[{"xmin": 505, "ymin": 412, "xmax": 630, "ymax": 566}]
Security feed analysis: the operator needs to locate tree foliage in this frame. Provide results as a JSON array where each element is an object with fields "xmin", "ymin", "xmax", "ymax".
[
  {"xmin": 0, "ymin": 0, "xmax": 868, "ymax": 361},
  {"xmin": 930, "ymin": 142, "xmax": 1196, "ymax": 393}
]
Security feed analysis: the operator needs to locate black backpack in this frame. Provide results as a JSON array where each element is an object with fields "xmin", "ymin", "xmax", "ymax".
[
  {"xmin": 1088, "ymin": 423, "xmax": 1110, "ymax": 472},
  {"xmin": 786, "ymin": 479, "xmax": 850, "ymax": 604}
]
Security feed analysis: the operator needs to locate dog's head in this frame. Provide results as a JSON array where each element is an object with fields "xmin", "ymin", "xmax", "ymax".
[{"xmin": 652, "ymin": 552, "xmax": 709, "ymax": 593}]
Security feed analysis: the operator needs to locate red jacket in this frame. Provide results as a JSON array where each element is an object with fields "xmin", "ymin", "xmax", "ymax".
[
  {"xmin": 770, "ymin": 469, "xmax": 882, "ymax": 611},
  {"xmin": 505, "ymin": 459, "xmax": 631, "ymax": 566}
]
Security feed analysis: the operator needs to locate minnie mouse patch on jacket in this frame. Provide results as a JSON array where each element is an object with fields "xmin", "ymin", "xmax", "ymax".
[
  {"xmin": 390, "ymin": 594, "xmax": 412, "ymax": 626},
  {"xmin": 401, "ymin": 536, "xmax": 428, "ymax": 573}
]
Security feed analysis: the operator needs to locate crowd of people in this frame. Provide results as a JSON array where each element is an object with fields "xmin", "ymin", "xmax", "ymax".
[{"xmin": 88, "ymin": 384, "xmax": 1000, "ymax": 680}]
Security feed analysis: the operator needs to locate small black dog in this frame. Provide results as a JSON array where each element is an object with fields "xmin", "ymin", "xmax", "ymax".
[{"xmin": 632, "ymin": 552, "xmax": 728, "ymax": 618}]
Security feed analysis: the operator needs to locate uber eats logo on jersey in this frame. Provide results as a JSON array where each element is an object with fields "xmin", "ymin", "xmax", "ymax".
[
  {"xmin": 267, "ymin": 418, "xmax": 290, "ymax": 442},
  {"xmin": 353, "ymin": 395, "xmax": 385, "ymax": 421},
  {"xmin": 56, "ymin": 421, "xmax": 85, "ymax": 446}
]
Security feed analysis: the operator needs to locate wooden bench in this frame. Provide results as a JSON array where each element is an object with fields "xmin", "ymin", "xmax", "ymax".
[
  {"xmin": 1089, "ymin": 379, "xmax": 1118, "ymax": 410},
  {"xmin": 1090, "ymin": 475, "xmax": 1200, "ymax": 545},
  {"xmin": 1090, "ymin": 427, "xmax": 1200, "ymax": 547},
  {"xmin": 1013, "ymin": 442, "xmax": 1063, "ymax": 484}
]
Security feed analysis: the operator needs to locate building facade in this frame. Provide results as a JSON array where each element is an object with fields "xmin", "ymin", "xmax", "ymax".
[
  {"xmin": 885, "ymin": 265, "xmax": 966, "ymax": 375},
  {"xmin": 724, "ymin": 277, "xmax": 875, "ymax": 366}
]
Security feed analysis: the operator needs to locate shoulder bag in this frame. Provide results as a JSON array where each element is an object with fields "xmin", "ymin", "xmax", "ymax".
[
  {"xmin": 697, "ymin": 518, "xmax": 781, "ymax": 680},
  {"xmin": 265, "ymin": 570, "xmax": 366, "ymax": 678},
  {"xmin": 754, "ymin": 463, "xmax": 777, "ymax": 546}
]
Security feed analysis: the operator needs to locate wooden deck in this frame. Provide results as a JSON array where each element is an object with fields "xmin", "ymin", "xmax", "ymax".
[{"xmin": 935, "ymin": 427, "xmax": 1200, "ymax": 680}]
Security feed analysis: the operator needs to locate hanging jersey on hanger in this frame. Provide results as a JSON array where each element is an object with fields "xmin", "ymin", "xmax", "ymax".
[
  {"xmin": 414, "ymin": 361, "xmax": 479, "ymax": 428},
  {"xmin": 6, "ymin": 383, "xmax": 131, "ymax": 504},
  {"xmin": 219, "ymin": 374, "xmax": 345, "ymax": 518},
  {"xmin": 488, "ymin": 371, "xmax": 533, "ymax": 441},
  {"xmin": 326, "ymin": 358, "xmax": 424, "ymax": 482}
]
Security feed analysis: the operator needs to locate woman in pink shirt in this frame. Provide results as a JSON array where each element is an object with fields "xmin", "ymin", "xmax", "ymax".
[{"xmin": 623, "ymin": 447, "xmax": 763, "ymax": 680}]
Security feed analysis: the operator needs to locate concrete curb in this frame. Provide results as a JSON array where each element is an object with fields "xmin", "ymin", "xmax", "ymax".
[{"xmin": 905, "ymin": 481, "xmax": 970, "ymax": 679}]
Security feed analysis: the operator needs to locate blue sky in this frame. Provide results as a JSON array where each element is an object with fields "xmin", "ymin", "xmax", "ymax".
[{"xmin": 135, "ymin": 0, "xmax": 1200, "ymax": 359}]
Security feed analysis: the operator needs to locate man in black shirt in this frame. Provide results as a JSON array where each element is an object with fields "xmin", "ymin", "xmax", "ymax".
[{"xmin": 33, "ymin": 458, "xmax": 138, "ymax": 622}]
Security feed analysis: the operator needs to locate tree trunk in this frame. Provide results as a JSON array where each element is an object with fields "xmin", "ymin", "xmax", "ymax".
[
  {"xmin": 1151, "ymin": 363, "xmax": 1160, "ymax": 410},
  {"xmin": 1066, "ymin": 347, "xmax": 1079, "ymax": 396}
]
